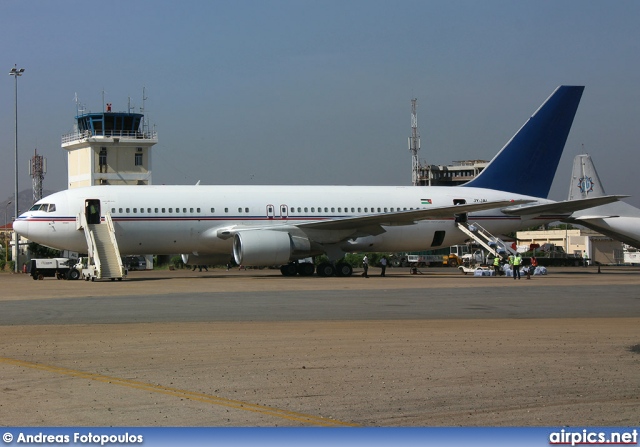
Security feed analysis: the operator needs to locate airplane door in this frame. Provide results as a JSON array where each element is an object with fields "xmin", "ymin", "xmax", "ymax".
[
  {"xmin": 431, "ymin": 230, "xmax": 446, "ymax": 247},
  {"xmin": 280, "ymin": 205, "xmax": 288, "ymax": 219},
  {"xmin": 85, "ymin": 199, "xmax": 101, "ymax": 225},
  {"xmin": 266, "ymin": 204, "xmax": 275, "ymax": 219},
  {"xmin": 453, "ymin": 199, "xmax": 467, "ymax": 223}
]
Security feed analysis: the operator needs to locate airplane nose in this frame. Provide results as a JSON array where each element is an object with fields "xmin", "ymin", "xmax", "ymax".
[{"xmin": 12, "ymin": 218, "xmax": 28, "ymax": 238}]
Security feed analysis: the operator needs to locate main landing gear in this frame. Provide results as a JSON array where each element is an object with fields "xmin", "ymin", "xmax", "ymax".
[{"xmin": 280, "ymin": 261, "xmax": 353, "ymax": 277}]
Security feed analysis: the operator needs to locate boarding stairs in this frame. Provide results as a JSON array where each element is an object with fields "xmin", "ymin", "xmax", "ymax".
[
  {"xmin": 78, "ymin": 212, "xmax": 125, "ymax": 280},
  {"xmin": 457, "ymin": 221, "xmax": 517, "ymax": 260}
]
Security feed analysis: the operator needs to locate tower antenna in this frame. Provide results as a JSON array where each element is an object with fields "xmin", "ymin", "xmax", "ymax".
[
  {"xmin": 30, "ymin": 148, "xmax": 46, "ymax": 203},
  {"xmin": 408, "ymin": 98, "xmax": 421, "ymax": 186}
]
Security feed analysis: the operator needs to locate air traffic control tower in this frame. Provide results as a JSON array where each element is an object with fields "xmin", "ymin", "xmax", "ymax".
[{"xmin": 61, "ymin": 104, "xmax": 157, "ymax": 189}]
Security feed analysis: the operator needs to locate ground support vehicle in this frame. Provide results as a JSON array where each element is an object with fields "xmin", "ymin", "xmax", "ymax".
[{"xmin": 29, "ymin": 258, "xmax": 75, "ymax": 280}]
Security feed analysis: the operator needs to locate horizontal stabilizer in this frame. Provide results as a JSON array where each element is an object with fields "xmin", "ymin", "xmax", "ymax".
[{"xmin": 502, "ymin": 195, "xmax": 626, "ymax": 216}]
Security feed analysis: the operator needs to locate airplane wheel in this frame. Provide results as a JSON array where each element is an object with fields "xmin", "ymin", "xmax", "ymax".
[
  {"xmin": 335, "ymin": 263, "xmax": 353, "ymax": 277},
  {"xmin": 316, "ymin": 262, "xmax": 335, "ymax": 277},
  {"xmin": 296, "ymin": 263, "xmax": 315, "ymax": 276},
  {"xmin": 280, "ymin": 263, "xmax": 297, "ymax": 276}
]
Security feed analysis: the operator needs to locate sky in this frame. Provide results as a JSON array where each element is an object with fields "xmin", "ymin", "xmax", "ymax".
[{"xmin": 1, "ymin": 0, "xmax": 639, "ymax": 211}]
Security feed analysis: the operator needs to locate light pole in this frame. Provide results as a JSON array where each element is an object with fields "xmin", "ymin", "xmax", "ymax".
[
  {"xmin": 10, "ymin": 65, "xmax": 24, "ymax": 273},
  {"xmin": 3, "ymin": 201, "xmax": 11, "ymax": 264}
]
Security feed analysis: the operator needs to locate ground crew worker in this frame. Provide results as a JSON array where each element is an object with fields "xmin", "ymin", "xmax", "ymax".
[
  {"xmin": 527, "ymin": 256, "xmax": 538, "ymax": 279},
  {"xmin": 493, "ymin": 255, "xmax": 501, "ymax": 276},
  {"xmin": 513, "ymin": 253, "xmax": 522, "ymax": 280}
]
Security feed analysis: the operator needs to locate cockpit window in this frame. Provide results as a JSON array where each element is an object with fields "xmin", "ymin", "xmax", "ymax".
[{"xmin": 28, "ymin": 203, "xmax": 55, "ymax": 212}]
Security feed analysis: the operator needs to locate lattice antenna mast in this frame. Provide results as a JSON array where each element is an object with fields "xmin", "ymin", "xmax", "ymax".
[
  {"xmin": 29, "ymin": 149, "xmax": 46, "ymax": 203},
  {"xmin": 140, "ymin": 86, "xmax": 149, "ymax": 134},
  {"xmin": 408, "ymin": 98, "xmax": 421, "ymax": 186}
]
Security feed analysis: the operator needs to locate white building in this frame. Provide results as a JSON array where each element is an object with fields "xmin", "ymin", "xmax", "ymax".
[{"xmin": 516, "ymin": 228, "xmax": 624, "ymax": 265}]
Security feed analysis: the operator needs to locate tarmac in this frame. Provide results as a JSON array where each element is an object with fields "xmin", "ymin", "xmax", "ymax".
[{"xmin": 0, "ymin": 265, "xmax": 638, "ymax": 427}]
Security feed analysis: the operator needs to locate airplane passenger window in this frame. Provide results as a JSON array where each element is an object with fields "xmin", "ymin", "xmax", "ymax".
[
  {"xmin": 111, "ymin": 208, "xmax": 116, "ymax": 213},
  {"xmin": 304, "ymin": 207, "xmax": 308, "ymax": 212},
  {"xmin": 140, "ymin": 208, "xmax": 144, "ymax": 214},
  {"xmin": 210, "ymin": 208, "xmax": 215, "ymax": 213},
  {"xmin": 148, "ymin": 208, "xmax": 152, "ymax": 213},
  {"xmin": 126, "ymin": 208, "xmax": 130, "ymax": 213},
  {"xmin": 311, "ymin": 207, "xmax": 315, "ymax": 212},
  {"xmin": 238, "ymin": 208, "xmax": 242, "ymax": 213},
  {"xmin": 245, "ymin": 208, "xmax": 249, "ymax": 213},
  {"xmin": 225, "ymin": 208, "xmax": 229, "ymax": 213},
  {"xmin": 331, "ymin": 208, "xmax": 335, "ymax": 212},
  {"xmin": 384, "ymin": 208, "xmax": 387, "ymax": 212},
  {"xmin": 338, "ymin": 207, "xmax": 342, "ymax": 212},
  {"xmin": 377, "ymin": 208, "xmax": 381, "ymax": 212},
  {"xmin": 358, "ymin": 208, "xmax": 361, "ymax": 212},
  {"xmin": 364, "ymin": 208, "xmax": 368, "ymax": 212},
  {"xmin": 155, "ymin": 208, "xmax": 158, "ymax": 213},
  {"xmin": 168, "ymin": 208, "xmax": 172, "ymax": 213},
  {"xmin": 133, "ymin": 208, "xmax": 137, "ymax": 213},
  {"xmin": 119, "ymin": 208, "xmax": 123, "ymax": 213},
  {"xmin": 298, "ymin": 208, "xmax": 301, "ymax": 212},
  {"xmin": 196, "ymin": 208, "xmax": 200, "ymax": 213},
  {"xmin": 190, "ymin": 208, "xmax": 194, "ymax": 213}
]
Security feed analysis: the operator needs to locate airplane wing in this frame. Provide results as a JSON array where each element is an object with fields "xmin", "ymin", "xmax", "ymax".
[
  {"xmin": 571, "ymin": 214, "xmax": 620, "ymax": 220},
  {"xmin": 297, "ymin": 199, "xmax": 531, "ymax": 234},
  {"xmin": 563, "ymin": 216, "xmax": 640, "ymax": 250},
  {"xmin": 213, "ymin": 199, "xmax": 531, "ymax": 240},
  {"xmin": 501, "ymin": 195, "xmax": 627, "ymax": 217}
]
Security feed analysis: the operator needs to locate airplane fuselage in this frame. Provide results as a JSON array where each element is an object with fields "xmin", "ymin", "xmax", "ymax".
[{"xmin": 15, "ymin": 184, "xmax": 554, "ymax": 263}]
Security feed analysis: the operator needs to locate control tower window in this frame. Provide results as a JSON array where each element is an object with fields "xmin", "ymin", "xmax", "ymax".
[
  {"xmin": 135, "ymin": 153, "xmax": 143, "ymax": 166},
  {"xmin": 99, "ymin": 148, "xmax": 107, "ymax": 173}
]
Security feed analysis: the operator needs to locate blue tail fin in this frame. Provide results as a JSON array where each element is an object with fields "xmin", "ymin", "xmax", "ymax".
[{"xmin": 462, "ymin": 85, "xmax": 584, "ymax": 198}]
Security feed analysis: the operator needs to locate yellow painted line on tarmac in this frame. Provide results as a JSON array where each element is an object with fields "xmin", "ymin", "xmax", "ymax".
[{"xmin": 0, "ymin": 356, "xmax": 358, "ymax": 427}]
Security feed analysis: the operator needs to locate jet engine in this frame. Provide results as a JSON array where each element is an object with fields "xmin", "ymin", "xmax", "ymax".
[{"xmin": 233, "ymin": 230, "xmax": 311, "ymax": 266}]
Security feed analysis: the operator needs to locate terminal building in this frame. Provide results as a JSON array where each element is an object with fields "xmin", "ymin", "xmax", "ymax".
[{"xmin": 415, "ymin": 160, "xmax": 488, "ymax": 187}]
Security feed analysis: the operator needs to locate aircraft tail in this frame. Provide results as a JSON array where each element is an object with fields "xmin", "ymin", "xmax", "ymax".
[
  {"xmin": 462, "ymin": 85, "xmax": 585, "ymax": 198},
  {"xmin": 567, "ymin": 153, "xmax": 640, "ymax": 219},
  {"xmin": 567, "ymin": 154, "xmax": 606, "ymax": 200}
]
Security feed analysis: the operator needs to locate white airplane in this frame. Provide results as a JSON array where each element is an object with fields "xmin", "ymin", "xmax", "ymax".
[
  {"xmin": 14, "ymin": 85, "xmax": 622, "ymax": 277},
  {"xmin": 566, "ymin": 154, "xmax": 640, "ymax": 249}
]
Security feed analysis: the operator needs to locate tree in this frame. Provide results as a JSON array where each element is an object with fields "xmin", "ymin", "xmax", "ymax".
[{"xmin": 27, "ymin": 242, "xmax": 61, "ymax": 259}]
